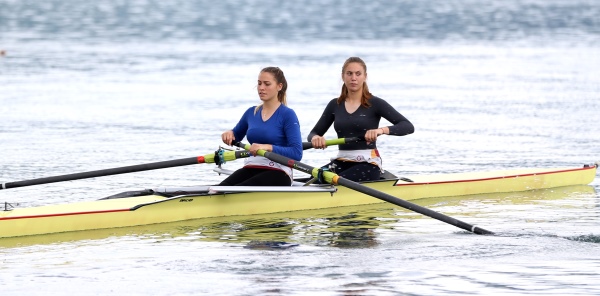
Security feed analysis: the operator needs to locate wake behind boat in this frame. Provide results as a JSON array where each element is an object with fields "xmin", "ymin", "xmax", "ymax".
[{"xmin": 1, "ymin": 163, "xmax": 597, "ymax": 239}]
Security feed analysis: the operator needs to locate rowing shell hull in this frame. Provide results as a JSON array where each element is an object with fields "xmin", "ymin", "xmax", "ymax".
[{"xmin": 1, "ymin": 165, "xmax": 597, "ymax": 238}]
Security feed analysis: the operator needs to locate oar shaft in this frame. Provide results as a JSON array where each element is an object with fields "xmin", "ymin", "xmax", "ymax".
[
  {"xmin": 335, "ymin": 178, "xmax": 492, "ymax": 235},
  {"xmin": 234, "ymin": 141, "xmax": 493, "ymax": 235},
  {"xmin": 1, "ymin": 150, "xmax": 250, "ymax": 190},
  {"xmin": 2, "ymin": 138, "xmax": 357, "ymax": 191}
]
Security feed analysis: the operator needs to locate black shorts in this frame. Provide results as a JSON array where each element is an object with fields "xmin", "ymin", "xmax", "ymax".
[
  {"xmin": 218, "ymin": 167, "xmax": 291, "ymax": 186},
  {"xmin": 330, "ymin": 160, "xmax": 381, "ymax": 182}
]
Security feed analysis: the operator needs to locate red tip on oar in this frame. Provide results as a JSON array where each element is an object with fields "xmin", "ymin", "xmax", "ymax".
[{"xmin": 197, "ymin": 156, "xmax": 205, "ymax": 163}]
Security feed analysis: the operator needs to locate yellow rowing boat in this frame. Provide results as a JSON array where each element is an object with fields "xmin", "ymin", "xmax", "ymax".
[{"xmin": 1, "ymin": 163, "xmax": 596, "ymax": 239}]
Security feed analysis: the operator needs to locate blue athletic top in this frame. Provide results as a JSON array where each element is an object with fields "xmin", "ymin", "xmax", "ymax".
[{"xmin": 232, "ymin": 104, "xmax": 303, "ymax": 161}]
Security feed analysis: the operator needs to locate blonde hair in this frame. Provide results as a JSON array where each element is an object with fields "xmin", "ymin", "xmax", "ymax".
[{"xmin": 337, "ymin": 57, "xmax": 372, "ymax": 107}]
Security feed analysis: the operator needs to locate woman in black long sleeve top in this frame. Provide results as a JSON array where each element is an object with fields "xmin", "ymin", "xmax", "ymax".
[{"xmin": 307, "ymin": 57, "xmax": 414, "ymax": 182}]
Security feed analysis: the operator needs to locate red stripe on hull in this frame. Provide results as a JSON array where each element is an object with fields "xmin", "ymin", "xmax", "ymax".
[
  {"xmin": 395, "ymin": 166, "xmax": 595, "ymax": 186},
  {"xmin": 0, "ymin": 208, "xmax": 131, "ymax": 221}
]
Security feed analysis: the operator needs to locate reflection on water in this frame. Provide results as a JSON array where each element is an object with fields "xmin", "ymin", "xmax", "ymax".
[{"xmin": 1, "ymin": 185, "xmax": 596, "ymax": 249}]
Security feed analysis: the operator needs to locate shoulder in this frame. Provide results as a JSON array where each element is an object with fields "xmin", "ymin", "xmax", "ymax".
[
  {"xmin": 279, "ymin": 105, "xmax": 299, "ymax": 116},
  {"xmin": 279, "ymin": 104, "xmax": 294, "ymax": 112},
  {"xmin": 369, "ymin": 95, "xmax": 385, "ymax": 103},
  {"xmin": 326, "ymin": 98, "xmax": 339, "ymax": 108},
  {"xmin": 369, "ymin": 96, "xmax": 393, "ymax": 107},
  {"xmin": 279, "ymin": 105, "xmax": 300, "ymax": 127},
  {"xmin": 242, "ymin": 106, "xmax": 258, "ymax": 116}
]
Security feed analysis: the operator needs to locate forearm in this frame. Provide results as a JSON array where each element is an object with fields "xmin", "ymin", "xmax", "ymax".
[
  {"xmin": 307, "ymin": 100, "xmax": 335, "ymax": 141},
  {"xmin": 259, "ymin": 144, "xmax": 273, "ymax": 152},
  {"xmin": 387, "ymin": 121, "xmax": 414, "ymax": 136},
  {"xmin": 272, "ymin": 143, "xmax": 303, "ymax": 160}
]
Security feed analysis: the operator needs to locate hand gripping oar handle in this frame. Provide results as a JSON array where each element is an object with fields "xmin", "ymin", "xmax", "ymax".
[
  {"xmin": 233, "ymin": 141, "xmax": 494, "ymax": 235},
  {"xmin": 302, "ymin": 137, "xmax": 362, "ymax": 150}
]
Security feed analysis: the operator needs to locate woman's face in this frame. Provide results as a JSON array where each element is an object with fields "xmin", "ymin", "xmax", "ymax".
[
  {"xmin": 342, "ymin": 62, "xmax": 367, "ymax": 93},
  {"xmin": 257, "ymin": 72, "xmax": 281, "ymax": 102}
]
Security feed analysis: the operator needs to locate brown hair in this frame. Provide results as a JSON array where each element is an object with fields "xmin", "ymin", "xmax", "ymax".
[
  {"xmin": 254, "ymin": 67, "xmax": 288, "ymax": 114},
  {"xmin": 337, "ymin": 57, "xmax": 372, "ymax": 107}
]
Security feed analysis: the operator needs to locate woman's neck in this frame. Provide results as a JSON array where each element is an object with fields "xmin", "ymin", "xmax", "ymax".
[
  {"xmin": 346, "ymin": 91, "xmax": 362, "ymax": 104},
  {"xmin": 262, "ymin": 100, "xmax": 281, "ymax": 112}
]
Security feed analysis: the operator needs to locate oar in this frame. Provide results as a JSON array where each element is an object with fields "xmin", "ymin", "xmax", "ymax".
[
  {"xmin": 233, "ymin": 141, "xmax": 494, "ymax": 235},
  {"xmin": 1, "ymin": 138, "xmax": 360, "ymax": 191},
  {"xmin": 0, "ymin": 150, "xmax": 250, "ymax": 190}
]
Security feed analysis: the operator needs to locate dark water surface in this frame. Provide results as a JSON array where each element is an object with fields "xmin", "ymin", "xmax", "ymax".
[{"xmin": 1, "ymin": 0, "xmax": 599, "ymax": 295}]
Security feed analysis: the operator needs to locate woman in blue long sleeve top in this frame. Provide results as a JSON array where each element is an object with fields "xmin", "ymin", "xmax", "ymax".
[
  {"xmin": 220, "ymin": 67, "xmax": 303, "ymax": 186},
  {"xmin": 307, "ymin": 57, "xmax": 414, "ymax": 182}
]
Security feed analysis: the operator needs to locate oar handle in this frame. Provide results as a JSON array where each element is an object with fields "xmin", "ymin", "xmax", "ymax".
[{"xmin": 302, "ymin": 137, "xmax": 363, "ymax": 150}]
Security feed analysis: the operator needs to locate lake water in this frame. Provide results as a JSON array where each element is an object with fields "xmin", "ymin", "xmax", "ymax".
[{"xmin": 1, "ymin": 0, "xmax": 599, "ymax": 295}]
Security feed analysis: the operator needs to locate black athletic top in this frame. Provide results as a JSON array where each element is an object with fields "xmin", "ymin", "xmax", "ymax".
[{"xmin": 307, "ymin": 96, "xmax": 414, "ymax": 150}]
